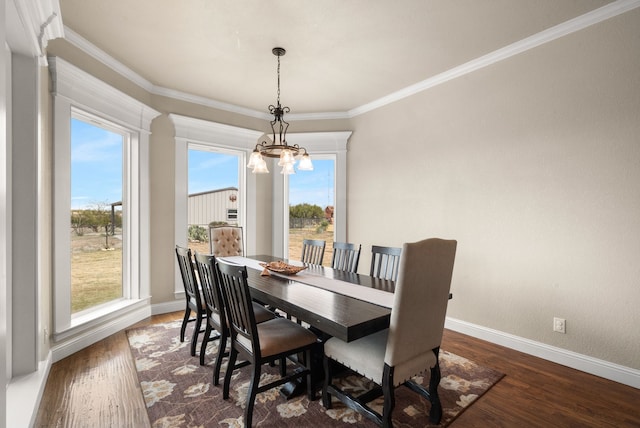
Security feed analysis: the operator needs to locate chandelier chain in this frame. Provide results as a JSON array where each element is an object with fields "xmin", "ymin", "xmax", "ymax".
[{"xmin": 276, "ymin": 54, "xmax": 281, "ymax": 106}]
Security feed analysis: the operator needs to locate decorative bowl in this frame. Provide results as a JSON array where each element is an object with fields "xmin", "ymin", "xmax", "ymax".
[{"xmin": 259, "ymin": 261, "xmax": 307, "ymax": 275}]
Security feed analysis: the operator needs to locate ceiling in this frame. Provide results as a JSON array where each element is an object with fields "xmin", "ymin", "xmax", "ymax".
[{"xmin": 58, "ymin": 0, "xmax": 616, "ymax": 116}]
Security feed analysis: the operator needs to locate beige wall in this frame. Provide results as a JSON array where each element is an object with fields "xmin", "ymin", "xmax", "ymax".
[
  {"xmin": 348, "ymin": 9, "xmax": 640, "ymax": 369},
  {"xmin": 44, "ymin": 8, "xmax": 639, "ymax": 371}
]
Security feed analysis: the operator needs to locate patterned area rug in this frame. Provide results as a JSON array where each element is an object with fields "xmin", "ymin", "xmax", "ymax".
[{"xmin": 127, "ymin": 321, "xmax": 503, "ymax": 427}]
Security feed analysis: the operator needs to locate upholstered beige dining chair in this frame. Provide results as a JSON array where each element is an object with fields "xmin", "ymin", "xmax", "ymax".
[
  {"xmin": 208, "ymin": 225, "xmax": 243, "ymax": 257},
  {"xmin": 323, "ymin": 238, "xmax": 457, "ymax": 426}
]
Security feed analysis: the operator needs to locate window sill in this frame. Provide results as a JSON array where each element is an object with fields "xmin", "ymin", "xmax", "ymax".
[{"xmin": 53, "ymin": 298, "xmax": 150, "ymax": 343}]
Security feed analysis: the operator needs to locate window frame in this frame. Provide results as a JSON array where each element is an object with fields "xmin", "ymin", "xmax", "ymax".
[
  {"xmin": 273, "ymin": 132, "xmax": 351, "ymax": 258},
  {"xmin": 284, "ymin": 154, "xmax": 337, "ymax": 259},
  {"xmin": 171, "ymin": 114, "xmax": 351, "ymax": 288},
  {"xmin": 69, "ymin": 110, "xmax": 128, "ymax": 314},
  {"xmin": 171, "ymin": 114, "xmax": 263, "ymax": 297},
  {"xmin": 50, "ymin": 57, "xmax": 159, "ymax": 340}
]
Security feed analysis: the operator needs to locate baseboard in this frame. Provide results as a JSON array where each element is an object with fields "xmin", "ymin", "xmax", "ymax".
[
  {"xmin": 445, "ymin": 317, "xmax": 640, "ymax": 389},
  {"xmin": 51, "ymin": 304, "xmax": 152, "ymax": 362},
  {"xmin": 151, "ymin": 299, "xmax": 184, "ymax": 315},
  {"xmin": 7, "ymin": 351, "xmax": 53, "ymax": 428}
]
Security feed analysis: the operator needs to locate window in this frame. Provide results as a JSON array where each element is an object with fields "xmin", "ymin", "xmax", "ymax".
[
  {"xmin": 70, "ymin": 115, "xmax": 124, "ymax": 314},
  {"xmin": 171, "ymin": 115, "xmax": 351, "ymax": 281},
  {"xmin": 277, "ymin": 132, "xmax": 351, "ymax": 261},
  {"xmin": 187, "ymin": 146, "xmax": 241, "ymax": 254},
  {"xmin": 171, "ymin": 114, "xmax": 263, "ymax": 296},
  {"xmin": 51, "ymin": 57, "xmax": 159, "ymax": 340},
  {"xmin": 288, "ymin": 157, "xmax": 336, "ymax": 265}
]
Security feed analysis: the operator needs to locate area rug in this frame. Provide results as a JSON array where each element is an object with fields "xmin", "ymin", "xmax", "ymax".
[{"xmin": 127, "ymin": 321, "xmax": 503, "ymax": 427}]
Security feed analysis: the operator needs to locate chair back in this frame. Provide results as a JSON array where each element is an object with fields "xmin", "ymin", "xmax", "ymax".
[
  {"xmin": 331, "ymin": 242, "xmax": 361, "ymax": 273},
  {"xmin": 175, "ymin": 245, "xmax": 203, "ymax": 308},
  {"xmin": 301, "ymin": 239, "xmax": 326, "ymax": 265},
  {"xmin": 216, "ymin": 259, "xmax": 259, "ymax": 354},
  {"xmin": 209, "ymin": 225, "xmax": 244, "ymax": 257},
  {"xmin": 370, "ymin": 245, "xmax": 402, "ymax": 281},
  {"xmin": 384, "ymin": 238, "xmax": 457, "ymax": 369},
  {"xmin": 193, "ymin": 252, "xmax": 226, "ymax": 326}
]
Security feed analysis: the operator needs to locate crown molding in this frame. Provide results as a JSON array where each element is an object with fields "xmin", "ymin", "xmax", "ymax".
[
  {"xmin": 348, "ymin": 0, "xmax": 640, "ymax": 117},
  {"xmin": 62, "ymin": 0, "xmax": 640, "ymax": 121},
  {"xmin": 49, "ymin": 56, "xmax": 160, "ymax": 131},
  {"xmin": 169, "ymin": 114, "xmax": 264, "ymax": 150},
  {"xmin": 156, "ymin": 86, "xmax": 270, "ymax": 120},
  {"xmin": 63, "ymin": 26, "xmax": 156, "ymax": 92},
  {"xmin": 8, "ymin": 0, "xmax": 64, "ymax": 65}
]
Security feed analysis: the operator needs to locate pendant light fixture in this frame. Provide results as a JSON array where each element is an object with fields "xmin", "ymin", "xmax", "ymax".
[{"xmin": 247, "ymin": 47, "xmax": 313, "ymax": 174}]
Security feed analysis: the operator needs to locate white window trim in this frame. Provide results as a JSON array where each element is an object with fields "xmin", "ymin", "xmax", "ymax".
[
  {"xmin": 171, "ymin": 114, "xmax": 351, "ymax": 291},
  {"xmin": 170, "ymin": 114, "xmax": 263, "ymax": 297},
  {"xmin": 283, "ymin": 153, "xmax": 338, "ymax": 258},
  {"xmin": 50, "ymin": 57, "xmax": 160, "ymax": 338},
  {"xmin": 272, "ymin": 132, "xmax": 351, "ymax": 258}
]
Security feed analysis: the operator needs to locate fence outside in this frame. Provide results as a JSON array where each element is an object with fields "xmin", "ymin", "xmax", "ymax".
[{"xmin": 289, "ymin": 217, "xmax": 325, "ymax": 229}]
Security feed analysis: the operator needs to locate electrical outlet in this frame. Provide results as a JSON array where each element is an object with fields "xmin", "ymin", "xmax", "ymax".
[{"xmin": 553, "ymin": 317, "xmax": 566, "ymax": 334}]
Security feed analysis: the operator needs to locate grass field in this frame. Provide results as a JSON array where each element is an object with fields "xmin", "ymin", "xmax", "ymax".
[
  {"xmin": 72, "ymin": 225, "xmax": 335, "ymax": 312},
  {"xmin": 71, "ymin": 232, "xmax": 122, "ymax": 313}
]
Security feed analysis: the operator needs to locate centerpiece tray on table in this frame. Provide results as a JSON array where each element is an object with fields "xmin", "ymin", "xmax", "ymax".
[{"xmin": 259, "ymin": 261, "xmax": 307, "ymax": 276}]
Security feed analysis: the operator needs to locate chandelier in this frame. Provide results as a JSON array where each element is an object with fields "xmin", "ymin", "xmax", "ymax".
[{"xmin": 247, "ymin": 47, "xmax": 313, "ymax": 174}]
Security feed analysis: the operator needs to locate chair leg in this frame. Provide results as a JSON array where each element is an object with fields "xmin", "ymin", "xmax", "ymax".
[
  {"xmin": 244, "ymin": 362, "xmax": 261, "ymax": 428},
  {"xmin": 428, "ymin": 363, "xmax": 443, "ymax": 424},
  {"xmin": 180, "ymin": 307, "xmax": 191, "ymax": 342},
  {"xmin": 381, "ymin": 364, "xmax": 395, "ymax": 428},
  {"xmin": 322, "ymin": 355, "xmax": 332, "ymax": 409},
  {"xmin": 280, "ymin": 356, "xmax": 286, "ymax": 377},
  {"xmin": 213, "ymin": 333, "xmax": 227, "ymax": 386},
  {"xmin": 305, "ymin": 349, "xmax": 314, "ymax": 401},
  {"xmin": 190, "ymin": 314, "xmax": 202, "ymax": 356},
  {"xmin": 223, "ymin": 347, "xmax": 238, "ymax": 400},
  {"xmin": 199, "ymin": 323, "xmax": 211, "ymax": 365}
]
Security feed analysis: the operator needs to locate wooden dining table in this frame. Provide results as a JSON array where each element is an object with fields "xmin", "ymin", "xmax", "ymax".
[
  {"xmin": 217, "ymin": 255, "xmax": 452, "ymax": 398},
  {"xmin": 219, "ymin": 255, "xmax": 394, "ymax": 342}
]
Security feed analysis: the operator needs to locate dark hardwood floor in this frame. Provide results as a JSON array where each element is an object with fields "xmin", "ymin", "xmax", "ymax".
[{"xmin": 35, "ymin": 312, "xmax": 640, "ymax": 427}]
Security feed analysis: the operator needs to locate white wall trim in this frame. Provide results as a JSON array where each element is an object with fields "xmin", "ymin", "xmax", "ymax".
[
  {"xmin": 6, "ymin": 351, "xmax": 52, "ymax": 428},
  {"xmin": 63, "ymin": 26, "xmax": 154, "ymax": 93},
  {"xmin": 7, "ymin": 0, "xmax": 63, "ymax": 64},
  {"xmin": 50, "ymin": 304, "xmax": 151, "ymax": 362},
  {"xmin": 151, "ymin": 299, "xmax": 184, "ymax": 316},
  {"xmin": 61, "ymin": 0, "xmax": 640, "ymax": 121},
  {"xmin": 49, "ymin": 56, "xmax": 160, "ymax": 336},
  {"xmin": 445, "ymin": 317, "xmax": 640, "ymax": 390}
]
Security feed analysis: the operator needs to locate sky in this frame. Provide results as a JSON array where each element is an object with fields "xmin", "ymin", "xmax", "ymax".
[
  {"xmin": 71, "ymin": 118, "xmax": 123, "ymax": 210},
  {"xmin": 71, "ymin": 117, "xmax": 334, "ymax": 210},
  {"xmin": 189, "ymin": 149, "xmax": 335, "ymax": 208}
]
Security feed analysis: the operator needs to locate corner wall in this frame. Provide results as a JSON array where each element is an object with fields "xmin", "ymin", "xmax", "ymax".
[{"xmin": 347, "ymin": 9, "xmax": 640, "ymax": 370}]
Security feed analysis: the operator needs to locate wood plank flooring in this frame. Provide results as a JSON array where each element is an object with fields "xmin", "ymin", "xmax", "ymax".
[{"xmin": 35, "ymin": 312, "xmax": 640, "ymax": 427}]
